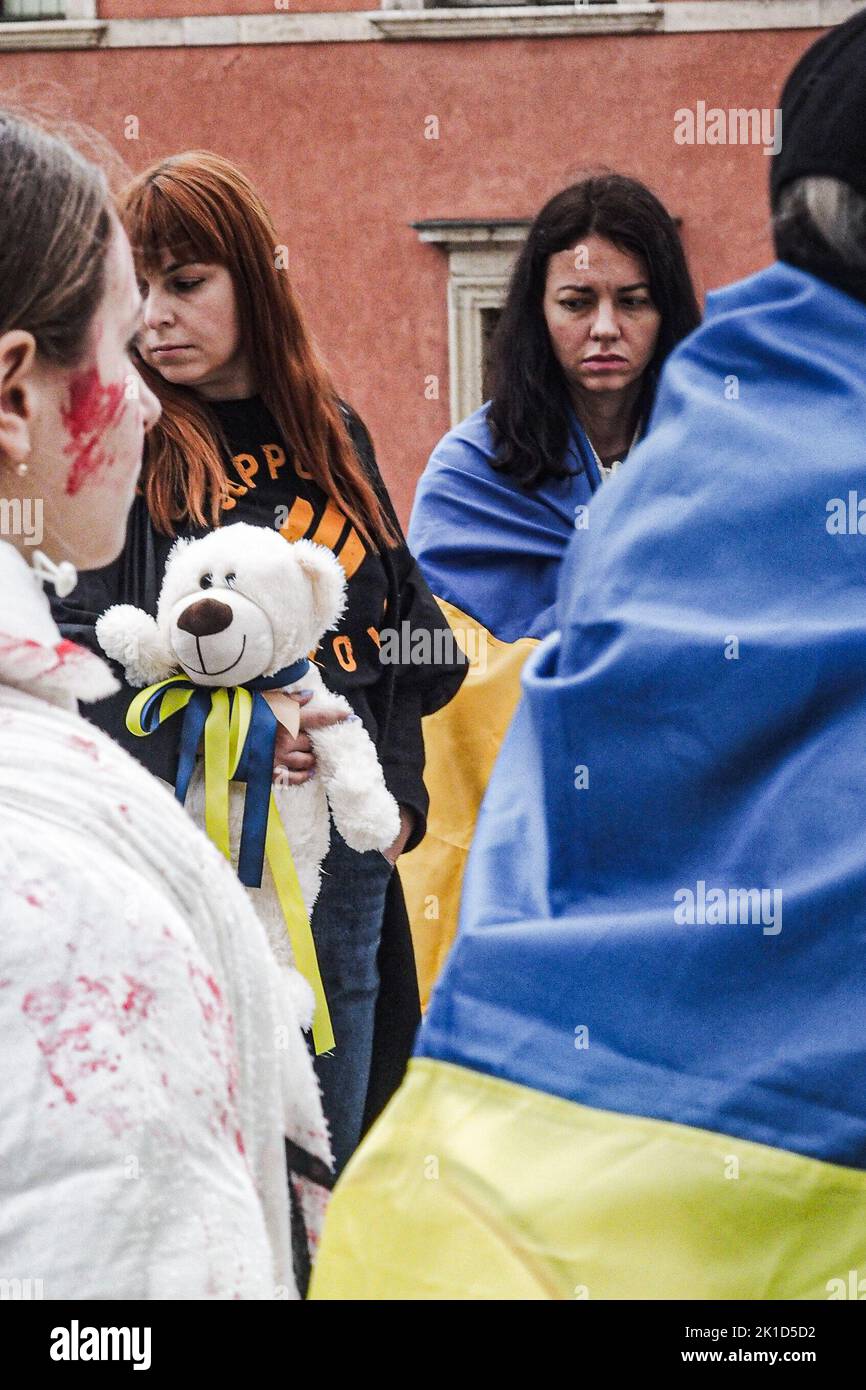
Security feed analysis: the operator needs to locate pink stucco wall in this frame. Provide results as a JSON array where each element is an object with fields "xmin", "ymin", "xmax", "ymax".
[{"xmin": 1, "ymin": 27, "xmax": 820, "ymax": 521}]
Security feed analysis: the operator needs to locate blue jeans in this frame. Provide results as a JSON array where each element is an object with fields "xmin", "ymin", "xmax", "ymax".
[{"xmin": 311, "ymin": 829, "xmax": 394, "ymax": 1175}]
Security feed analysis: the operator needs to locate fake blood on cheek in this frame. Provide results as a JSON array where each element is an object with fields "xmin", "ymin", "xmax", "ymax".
[{"xmin": 61, "ymin": 366, "xmax": 126, "ymax": 497}]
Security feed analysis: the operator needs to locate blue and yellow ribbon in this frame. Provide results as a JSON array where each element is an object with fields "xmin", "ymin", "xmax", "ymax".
[{"xmin": 126, "ymin": 661, "xmax": 335, "ymax": 1053}]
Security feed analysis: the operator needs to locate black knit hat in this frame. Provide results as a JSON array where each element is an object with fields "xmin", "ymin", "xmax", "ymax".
[{"xmin": 770, "ymin": 7, "xmax": 866, "ymax": 205}]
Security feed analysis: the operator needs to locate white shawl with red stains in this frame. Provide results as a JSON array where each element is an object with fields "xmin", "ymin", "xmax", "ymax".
[{"xmin": 0, "ymin": 541, "xmax": 330, "ymax": 1299}]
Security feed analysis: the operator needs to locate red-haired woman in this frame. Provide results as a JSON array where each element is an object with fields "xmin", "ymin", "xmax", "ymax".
[{"xmin": 55, "ymin": 151, "xmax": 466, "ymax": 1174}]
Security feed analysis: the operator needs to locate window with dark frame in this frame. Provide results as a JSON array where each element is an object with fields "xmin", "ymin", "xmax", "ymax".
[{"xmin": 480, "ymin": 306, "xmax": 502, "ymax": 403}]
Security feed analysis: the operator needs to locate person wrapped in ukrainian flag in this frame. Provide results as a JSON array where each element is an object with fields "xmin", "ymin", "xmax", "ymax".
[
  {"xmin": 398, "ymin": 175, "xmax": 701, "ymax": 1007},
  {"xmin": 312, "ymin": 11, "xmax": 866, "ymax": 1299}
]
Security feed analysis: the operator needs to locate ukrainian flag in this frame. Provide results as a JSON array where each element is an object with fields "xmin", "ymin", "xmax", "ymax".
[
  {"xmin": 312, "ymin": 264, "xmax": 866, "ymax": 1299},
  {"xmin": 399, "ymin": 404, "xmax": 598, "ymax": 1007}
]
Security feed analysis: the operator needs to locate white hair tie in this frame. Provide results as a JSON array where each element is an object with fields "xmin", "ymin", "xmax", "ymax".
[{"xmin": 31, "ymin": 549, "xmax": 78, "ymax": 599}]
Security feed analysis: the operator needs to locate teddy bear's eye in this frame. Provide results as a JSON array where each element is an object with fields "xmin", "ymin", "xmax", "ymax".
[
  {"xmin": 224, "ymin": 573, "xmax": 236, "ymax": 589},
  {"xmin": 199, "ymin": 573, "xmax": 214, "ymax": 590}
]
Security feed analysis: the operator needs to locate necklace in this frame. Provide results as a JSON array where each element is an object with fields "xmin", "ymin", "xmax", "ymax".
[{"xmin": 587, "ymin": 418, "xmax": 642, "ymax": 481}]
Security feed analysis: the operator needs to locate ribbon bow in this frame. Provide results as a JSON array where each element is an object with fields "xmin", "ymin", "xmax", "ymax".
[{"xmin": 126, "ymin": 658, "xmax": 335, "ymax": 1054}]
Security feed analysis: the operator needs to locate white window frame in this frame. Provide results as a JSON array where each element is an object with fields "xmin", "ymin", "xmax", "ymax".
[
  {"xmin": 414, "ymin": 220, "xmax": 530, "ymax": 425},
  {"xmin": 0, "ymin": 0, "xmax": 95, "ymax": 15},
  {"xmin": 0, "ymin": 0, "xmax": 101, "ymax": 50}
]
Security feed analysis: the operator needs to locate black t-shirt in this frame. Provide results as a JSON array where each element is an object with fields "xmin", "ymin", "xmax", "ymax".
[
  {"xmin": 53, "ymin": 398, "xmax": 466, "ymax": 852},
  {"xmin": 208, "ymin": 394, "xmax": 392, "ymax": 710}
]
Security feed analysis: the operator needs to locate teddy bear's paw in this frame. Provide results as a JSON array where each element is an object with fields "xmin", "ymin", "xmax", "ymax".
[
  {"xmin": 336, "ymin": 789, "xmax": 401, "ymax": 854},
  {"xmin": 282, "ymin": 966, "xmax": 316, "ymax": 1033},
  {"xmin": 95, "ymin": 605, "xmax": 144, "ymax": 661},
  {"xmin": 95, "ymin": 604, "xmax": 172, "ymax": 687}
]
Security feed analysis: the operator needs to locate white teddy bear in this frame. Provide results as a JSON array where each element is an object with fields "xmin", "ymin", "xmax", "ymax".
[{"xmin": 96, "ymin": 523, "xmax": 401, "ymax": 996}]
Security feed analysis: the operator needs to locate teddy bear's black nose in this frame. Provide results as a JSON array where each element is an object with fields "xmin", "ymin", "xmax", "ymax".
[{"xmin": 177, "ymin": 597, "xmax": 234, "ymax": 637}]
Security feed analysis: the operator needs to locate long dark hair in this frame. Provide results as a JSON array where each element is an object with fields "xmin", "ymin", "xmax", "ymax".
[{"xmin": 487, "ymin": 174, "xmax": 701, "ymax": 489}]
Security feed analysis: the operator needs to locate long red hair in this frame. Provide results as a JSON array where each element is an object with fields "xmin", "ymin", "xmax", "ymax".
[{"xmin": 118, "ymin": 151, "xmax": 397, "ymax": 546}]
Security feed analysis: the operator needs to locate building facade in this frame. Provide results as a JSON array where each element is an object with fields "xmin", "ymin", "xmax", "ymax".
[{"xmin": 0, "ymin": 0, "xmax": 858, "ymax": 520}]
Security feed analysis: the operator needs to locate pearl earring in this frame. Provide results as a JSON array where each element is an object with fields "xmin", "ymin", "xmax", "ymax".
[{"xmin": 15, "ymin": 461, "xmax": 28, "ymax": 477}]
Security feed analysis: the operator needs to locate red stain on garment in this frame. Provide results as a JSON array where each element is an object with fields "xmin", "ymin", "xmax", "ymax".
[
  {"xmin": 21, "ymin": 986, "xmax": 90, "ymax": 1105},
  {"xmin": 61, "ymin": 366, "xmax": 125, "ymax": 497},
  {"xmin": 120, "ymin": 977, "xmax": 154, "ymax": 1019},
  {"xmin": 187, "ymin": 963, "xmax": 223, "ymax": 1025},
  {"xmin": 186, "ymin": 963, "xmax": 242, "ymax": 1146},
  {"xmin": 68, "ymin": 734, "xmax": 99, "ymax": 761},
  {"xmin": 74, "ymin": 974, "xmax": 112, "ymax": 1003},
  {"xmin": 48, "ymin": 1069, "xmax": 77, "ymax": 1105},
  {"xmin": 0, "ymin": 634, "xmax": 92, "ymax": 684},
  {"xmin": 54, "ymin": 640, "xmax": 82, "ymax": 662},
  {"xmin": 9, "ymin": 880, "xmax": 45, "ymax": 912},
  {"xmin": 235, "ymin": 1130, "xmax": 245, "ymax": 1155},
  {"xmin": 22, "ymin": 974, "xmax": 155, "ymax": 1111},
  {"xmin": 22, "ymin": 981, "xmax": 72, "ymax": 1025},
  {"xmin": 0, "ymin": 637, "xmax": 40, "ymax": 655}
]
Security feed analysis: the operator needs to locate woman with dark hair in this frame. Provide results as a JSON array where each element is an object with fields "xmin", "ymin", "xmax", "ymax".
[
  {"xmin": 54, "ymin": 150, "xmax": 465, "ymax": 1175},
  {"xmin": 0, "ymin": 110, "xmax": 326, "ymax": 1299},
  {"xmin": 401, "ymin": 174, "xmax": 700, "ymax": 1005},
  {"xmin": 314, "ymin": 12, "xmax": 866, "ymax": 1300}
]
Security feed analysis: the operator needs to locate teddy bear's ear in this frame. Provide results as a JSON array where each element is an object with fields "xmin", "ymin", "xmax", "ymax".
[
  {"xmin": 290, "ymin": 539, "xmax": 347, "ymax": 633},
  {"xmin": 96, "ymin": 605, "xmax": 177, "ymax": 688},
  {"xmin": 165, "ymin": 536, "xmax": 192, "ymax": 567}
]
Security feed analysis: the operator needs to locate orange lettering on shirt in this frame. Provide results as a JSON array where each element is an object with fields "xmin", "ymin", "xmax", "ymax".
[
  {"xmin": 221, "ymin": 478, "xmax": 249, "ymax": 512},
  {"xmin": 333, "ymin": 635, "xmax": 357, "ymax": 672},
  {"xmin": 336, "ymin": 528, "xmax": 367, "ymax": 579},
  {"xmin": 279, "ymin": 495, "xmax": 315, "ymax": 543},
  {"xmin": 262, "ymin": 443, "xmax": 286, "ymax": 481},
  {"xmin": 233, "ymin": 452, "xmax": 259, "ymax": 488},
  {"xmin": 367, "ymin": 627, "xmax": 381, "ymax": 649},
  {"xmin": 312, "ymin": 499, "xmax": 349, "ymax": 551}
]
